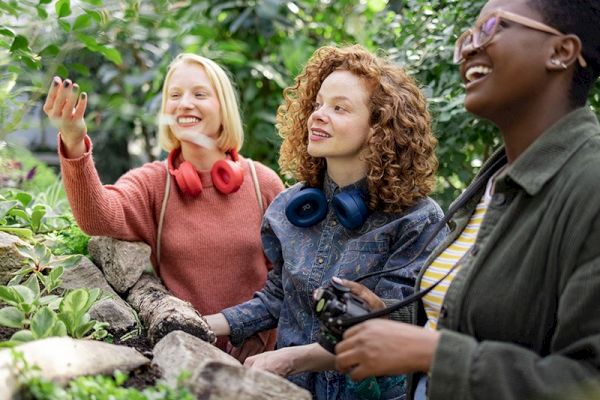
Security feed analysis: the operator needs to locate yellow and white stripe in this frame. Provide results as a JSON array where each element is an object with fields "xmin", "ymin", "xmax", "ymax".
[{"xmin": 421, "ymin": 181, "xmax": 493, "ymax": 331}]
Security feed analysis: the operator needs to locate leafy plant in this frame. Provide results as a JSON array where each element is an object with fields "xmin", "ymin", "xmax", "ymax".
[
  {"xmin": 0, "ymin": 242, "xmax": 108, "ymax": 346},
  {"xmin": 12, "ymin": 350, "xmax": 195, "ymax": 399},
  {"xmin": 0, "ymin": 191, "xmax": 70, "ymax": 237}
]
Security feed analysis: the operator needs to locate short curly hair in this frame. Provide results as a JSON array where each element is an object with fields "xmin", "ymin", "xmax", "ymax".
[{"xmin": 277, "ymin": 45, "xmax": 438, "ymax": 213}]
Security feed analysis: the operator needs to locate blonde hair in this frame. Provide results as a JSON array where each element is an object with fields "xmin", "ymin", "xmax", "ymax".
[
  {"xmin": 277, "ymin": 45, "xmax": 438, "ymax": 213},
  {"xmin": 157, "ymin": 53, "xmax": 244, "ymax": 152}
]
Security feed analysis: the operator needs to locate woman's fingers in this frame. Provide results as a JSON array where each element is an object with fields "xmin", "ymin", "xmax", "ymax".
[
  {"xmin": 62, "ymin": 83, "xmax": 79, "ymax": 120},
  {"xmin": 43, "ymin": 77, "xmax": 62, "ymax": 115},
  {"xmin": 73, "ymin": 92, "xmax": 87, "ymax": 120},
  {"xmin": 50, "ymin": 80, "xmax": 71, "ymax": 119}
]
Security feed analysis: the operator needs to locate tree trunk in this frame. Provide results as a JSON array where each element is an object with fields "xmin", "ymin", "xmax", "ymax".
[{"xmin": 127, "ymin": 273, "xmax": 216, "ymax": 345}]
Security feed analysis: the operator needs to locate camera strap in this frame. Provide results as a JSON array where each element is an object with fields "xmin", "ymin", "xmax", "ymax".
[{"xmin": 342, "ymin": 152, "xmax": 507, "ymax": 326}]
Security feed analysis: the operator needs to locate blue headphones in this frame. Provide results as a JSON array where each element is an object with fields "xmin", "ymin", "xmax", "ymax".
[{"xmin": 285, "ymin": 186, "xmax": 369, "ymax": 230}]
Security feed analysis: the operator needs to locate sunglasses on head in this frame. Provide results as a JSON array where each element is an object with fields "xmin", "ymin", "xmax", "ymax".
[{"xmin": 453, "ymin": 9, "xmax": 587, "ymax": 67}]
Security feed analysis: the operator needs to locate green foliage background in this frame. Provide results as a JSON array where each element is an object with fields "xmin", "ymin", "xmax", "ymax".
[{"xmin": 1, "ymin": 0, "xmax": 599, "ymax": 208}]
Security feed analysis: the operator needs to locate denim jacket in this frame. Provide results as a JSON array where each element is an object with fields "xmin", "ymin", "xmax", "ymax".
[{"xmin": 222, "ymin": 175, "xmax": 447, "ymax": 399}]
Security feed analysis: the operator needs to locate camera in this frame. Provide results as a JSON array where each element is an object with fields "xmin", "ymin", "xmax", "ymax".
[{"xmin": 313, "ymin": 278, "xmax": 372, "ymax": 353}]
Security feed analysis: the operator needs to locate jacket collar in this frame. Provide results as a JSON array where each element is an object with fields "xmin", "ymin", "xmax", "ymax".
[
  {"xmin": 323, "ymin": 173, "xmax": 368, "ymax": 200},
  {"xmin": 503, "ymin": 107, "xmax": 600, "ymax": 196}
]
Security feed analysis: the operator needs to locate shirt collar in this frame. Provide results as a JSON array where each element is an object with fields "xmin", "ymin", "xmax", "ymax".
[
  {"xmin": 323, "ymin": 173, "xmax": 369, "ymax": 200},
  {"xmin": 503, "ymin": 107, "xmax": 600, "ymax": 196}
]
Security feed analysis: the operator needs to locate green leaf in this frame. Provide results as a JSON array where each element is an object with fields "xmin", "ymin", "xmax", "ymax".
[
  {"xmin": 75, "ymin": 33, "xmax": 100, "ymax": 51},
  {"xmin": 10, "ymin": 330, "xmax": 35, "ymax": 343},
  {"xmin": 30, "ymin": 205, "xmax": 47, "ymax": 233},
  {"xmin": 0, "ymin": 286, "xmax": 23, "ymax": 306},
  {"xmin": 0, "ymin": 227, "xmax": 33, "ymax": 240},
  {"xmin": 70, "ymin": 63, "xmax": 90, "ymax": 76},
  {"xmin": 60, "ymin": 289, "xmax": 89, "ymax": 316},
  {"xmin": 51, "ymin": 320, "xmax": 67, "ymax": 336},
  {"xmin": 9, "ymin": 35, "xmax": 29, "ymax": 53},
  {"xmin": 98, "ymin": 46, "xmax": 122, "ymax": 65},
  {"xmin": 39, "ymin": 44, "xmax": 60, "ymax": 58},
  {"xmin": 48, "ymin": 266, "xmax": 64, "ymax": 283},
  {"xmin": 0, "ymin": 28, "xmax": 15, "ymax": 37},
  {"xmin": 73, "ymin": 13, "xmax": 92, "ymax": 30},
  {"xmin": 31, "ymin": 307, "xmax": 58, "ymax": 339},
  {"xmin": 55, "ymin": 0, "xmax": 71, "ymax": 18},
  {"xmin": 15, "ymin": 192, "xmax": 32, "ymax": 208},
  {"xmin": 22, "ymin": 275, "xmax": 40, "ymax": 299},
  {"xmin": 39, "ymin": 0, "xmax": 53, "ymax": 4},
  {"xmin": 12, "ymin": 285, "xmax": 35, "ymax": 306},
  {"xmin": 52, "ymin": 255, "xmax": 81, "ymax": 269},
  {"xmin": 58, "ymin": 19, "xmax": 71, "ymax": 33},
  {"xmin": 74, "ymin": 319, "xmax": 95, "ymax": 338},
  {"xmin": 0, "ymin": 306, "xmax": 25, "ymax": 329},
  {"xmin": 39, "ymin": 294, "xmax": 61, "ymax": 308},
  {"xmin": 37, "ymin": 6, "xmax": 49, "ymax": 19},
  {"xmin": 81, "ymin": 0, "xmax": 103, "ymax": 5}
]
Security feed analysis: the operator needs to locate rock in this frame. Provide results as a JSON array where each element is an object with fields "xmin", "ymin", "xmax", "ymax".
[
  {"xmin": 153, "ymin": 331, "xmax": 311, "ymax": 400},
  {"xmin": 0, "ymin": 337, "xmax": 149, "ymax": 400},
  {"xmin": 61, "ymin": 256, "xmax": 138, "ymax": 335},
  {"xmin": 88, "ymin": 237, "xmax": 150, "ymax": 294},
  {"xmin": 0, "ymin": 232, "xmax": 28, "ymax": 285}
]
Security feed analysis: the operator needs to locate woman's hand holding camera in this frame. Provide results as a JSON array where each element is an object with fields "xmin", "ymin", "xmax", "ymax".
[
  {"xmin": 43, "ymin": 76, "xmax": 88, "ymax": 158},
  {"xmin": 331, "ymin": 277, "xmax": 386, "ymax": 312},
  {"xmin": 335, "ymin": 320, "xmax": 440, "ymax": 381}
]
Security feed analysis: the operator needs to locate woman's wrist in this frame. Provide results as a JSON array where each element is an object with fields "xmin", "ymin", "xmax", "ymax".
[
  {"xmin": 59, "ymin": 133, "xmax": 86, "ymax": 159},
  {"xmin": 205, "ymin": 313, "xmax": 231, "ymax": 336},
  {"xmin": 291, "ymin": 343, "xmax": 335, "ymax": 374}
]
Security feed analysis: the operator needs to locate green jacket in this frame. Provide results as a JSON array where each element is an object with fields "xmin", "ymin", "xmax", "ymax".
[{"xmin": 414, "ymin": 107, "xmax": 600, "ymax": 400}]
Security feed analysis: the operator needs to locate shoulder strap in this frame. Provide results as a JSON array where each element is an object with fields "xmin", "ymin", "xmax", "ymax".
[
  {"xmin": 157, "ymin": 160, "xmax": 171, "ymax": 266},
  {"xmin": 247, "ymin": 158, "xmax": 264, "ymax": 215}
]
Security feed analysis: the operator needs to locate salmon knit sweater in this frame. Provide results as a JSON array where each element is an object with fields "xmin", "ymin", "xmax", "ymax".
[{"xmin": 59, "ymin": 136, "xmax": 284, "ymax": 348}]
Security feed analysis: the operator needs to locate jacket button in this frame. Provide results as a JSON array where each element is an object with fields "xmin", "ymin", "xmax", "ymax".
[
  {"xmin": 317, "ymin": 257, "xmax": 324, "ymax": 264},
  {"xmin": 331, "ymin": 220, "xmax": 337, "ymax": 226},
  {"xmin": 440, "ymin": 305, "xmax": 448, "ymax": 319},
  {"xmin": 492, "ymin": 193, "xmax": 506, "ymax": 206}
]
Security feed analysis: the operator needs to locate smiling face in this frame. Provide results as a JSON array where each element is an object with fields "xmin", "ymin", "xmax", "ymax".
[
  {"xmin": 459, "ymin": 0, "xmax": 554, "ymax": 121},
  {"xmin": 165, "ymin": 62, "xmax": 222, "ymax": 144},
  {"xmin": 306, "ymin": 70, "xmax": 373, "ymax": 167}
]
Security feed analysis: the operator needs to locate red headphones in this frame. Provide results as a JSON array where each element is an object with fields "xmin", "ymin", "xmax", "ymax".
[{"xmin": 167, "ymin": 147, "xmax": 244, "ymax": 196}]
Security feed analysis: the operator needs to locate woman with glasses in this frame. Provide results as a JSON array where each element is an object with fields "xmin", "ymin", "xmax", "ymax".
[{"xmin": 333, "ymin": 0, "xmax": 600, "ymax": 399}]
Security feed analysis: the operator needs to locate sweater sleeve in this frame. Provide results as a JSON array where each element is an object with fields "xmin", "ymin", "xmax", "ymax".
[{"xmin": 59, "ymin": 134, "xmax": 164, "ymax": 244}]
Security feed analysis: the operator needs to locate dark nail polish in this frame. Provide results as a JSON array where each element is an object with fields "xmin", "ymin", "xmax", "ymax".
[
  {"xmin": 64, "ymin": 80, "xmax": 71, "ymax": 88},
  {"xmin": 81, "ymin": 92, "xmax": 87, "ymax": 99},
  {"xmin": 53, "ymin": 79, "xmax": 59, "ymax": 87}
]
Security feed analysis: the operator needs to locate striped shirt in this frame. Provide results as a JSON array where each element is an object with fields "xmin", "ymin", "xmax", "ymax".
[{"xmin": 421, "ymin": 178, "xmax": 494, "ymax": 331}]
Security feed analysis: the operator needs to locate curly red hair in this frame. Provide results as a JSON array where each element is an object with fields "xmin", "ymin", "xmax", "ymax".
[{"xmin": 277, "ymin": 45, "xmax": 438, "ymax": 213}]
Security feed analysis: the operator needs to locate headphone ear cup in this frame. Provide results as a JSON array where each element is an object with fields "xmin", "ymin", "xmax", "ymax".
[
  {"xmin": 285, "ymin": 188, "xmax": 328, "ymax": 227},
  {"xmin": 168, "ymin": 149, "xmax": 203, "ymax": 197},
  {"xmin": 211, "ymin": 159, "xmax": 244, "ymax": 194},
  {"xmin": 177, "ymin": 161, "xmax": 203, "ymax": 196},
  {"xmin": 332, "ymin": 189, "xmax": 369, "ymax": 230}
]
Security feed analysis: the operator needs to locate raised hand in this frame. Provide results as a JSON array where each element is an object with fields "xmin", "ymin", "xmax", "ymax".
[{"xmin": 43, "ymin": 76, "xmax": 88, "ymax": 158}]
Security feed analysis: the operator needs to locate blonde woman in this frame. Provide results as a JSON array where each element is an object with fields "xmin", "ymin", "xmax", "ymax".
[{"xmin": 44, "ymin": 53, "xmax": 284, "ymax": 359}]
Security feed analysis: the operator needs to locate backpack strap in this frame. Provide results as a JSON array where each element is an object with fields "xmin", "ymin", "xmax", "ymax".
[
  {"xmin": 247, "ymin": 158, "xmax": 264, "ymax": 215},
  {"xmin": 157, "ymin": 160, "xmax": 171, "ymax": 266}
]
